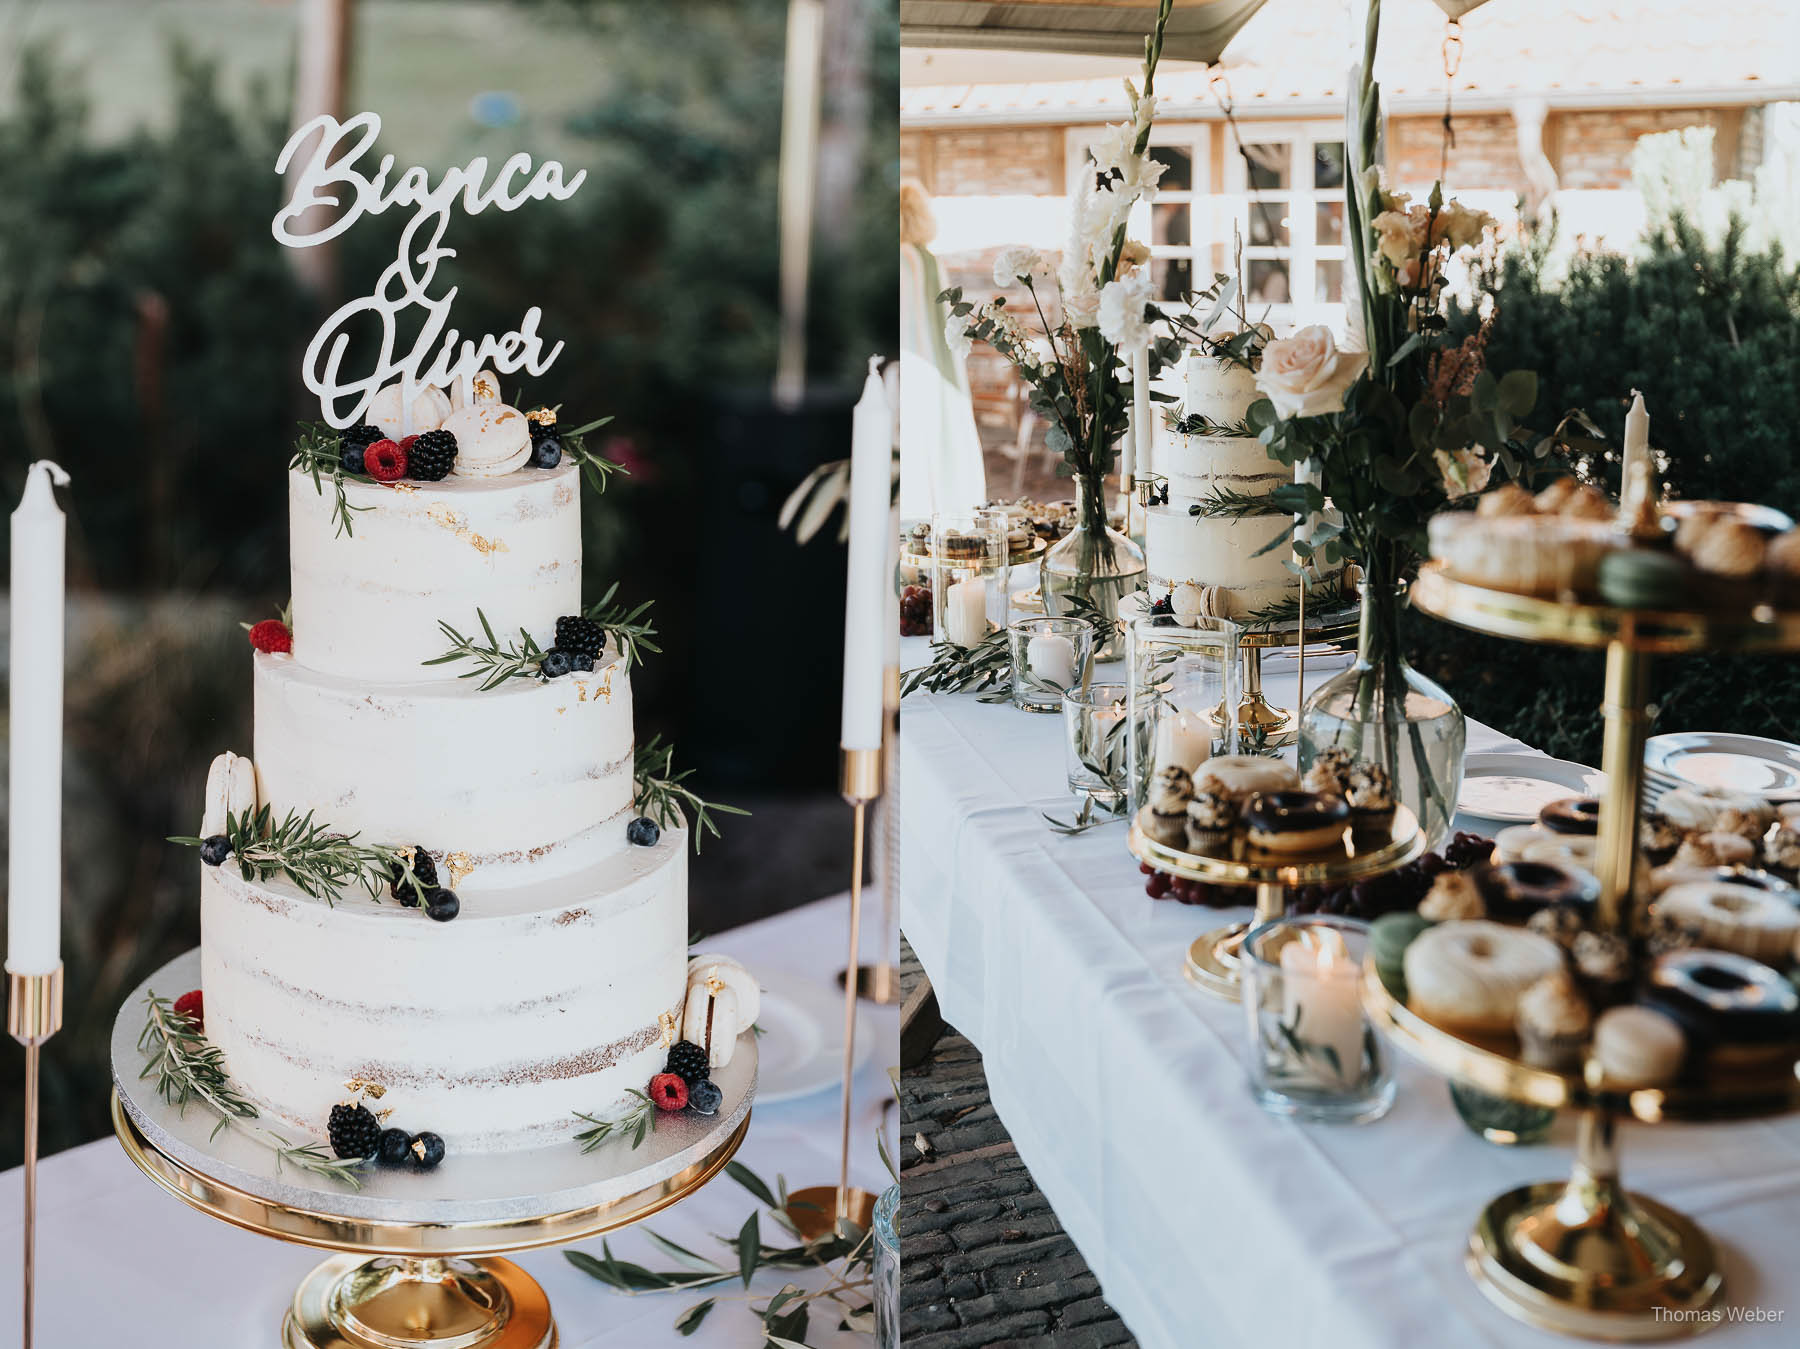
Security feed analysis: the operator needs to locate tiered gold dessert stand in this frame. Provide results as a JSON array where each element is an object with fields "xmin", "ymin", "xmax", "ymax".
[
  {"xmin": 1129, "ymin": 805, "xmax": 1425, "ymax": 999},
  {"xmin": 1362, "ymin": 560, "xmax": 1800, "ymax": 1341},
  {"xmin": 111, "ymin": 951, "xmax": 753, "ymax": 1349}
]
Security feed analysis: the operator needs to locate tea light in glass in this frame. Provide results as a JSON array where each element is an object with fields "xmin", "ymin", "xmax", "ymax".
[
  {"xmin": 1008, "ymin": 616, "xmax": 1093, "ymax": 714},
  {"xmin": 1063, "ymin": 681, "xmax": 1129, "ymax": 809}
]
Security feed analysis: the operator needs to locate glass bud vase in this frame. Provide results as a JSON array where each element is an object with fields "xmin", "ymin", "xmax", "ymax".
[
  {"xmin": 1041, "ymin": 476, "xmax": 1145, "ymax": 662},
  {"xmin": 1297, "ymin": 554, "xmax": 1465, "ymax": 849}
]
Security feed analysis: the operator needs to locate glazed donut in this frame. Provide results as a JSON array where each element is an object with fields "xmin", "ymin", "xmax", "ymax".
[
  {"xmin": 1646, "ymin": 949, "xmax": 1800, "ymax": 1045},
  {"xmin": 1652, "ymin": 882, "xmax": 1800, "ymax": 966},
  {"xmin": 1196, "ymin": 754, "xmax": 1299, "ymax": 804},
  {"xmin": 1519, "ymin": 834, "xmax": 1599, "ymax": 871},
  {"xmin": 1538, "ymin": 796, "xmax": 1600, "ymax": 836},
  {"xmin": 1493, "ymin": 824, "xmax": 1549, "ymax": 864},
  {"xmin": 1243, "ymin": 791, "xmax": 1349, "ymax": 855},
  {"xmin": 1473, "ymin": 859, "xmax": 1600, "ymax": 923},
  {"xmin": 1403, "ymin": 920, "xmax": 1566, "ymax": 1034}
]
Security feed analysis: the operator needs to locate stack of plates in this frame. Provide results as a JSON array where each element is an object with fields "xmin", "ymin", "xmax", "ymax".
[
  {"xmin": 1643, "ymin": 733, "xmax": 1800, "ymax": 807},
  {"xmin": 1457, "ymin": 754, "xmax": 1605, "ymax": 825}
]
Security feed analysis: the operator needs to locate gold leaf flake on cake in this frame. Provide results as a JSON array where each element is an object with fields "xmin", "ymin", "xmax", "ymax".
[
  {"xmin": 705, "ymin": 975, "xmax": 726, "ymax": 996},
  {"xmin": 390, "ymin": 482, "xmax": 420, "ymax": 495},
  {"xmin": 425, "ymin": 502, "xmax": 510, "ymax": 556},
  {"xmin": 344, "ymin": 1078, "xmax": 387, "ymax": 1099},
  {"xmin": 658, "ymin": 1011, "xmax": 678, "ymax": 1048},
  {"xmin": 444, "ymin": 851, "xmax": 476, "ymax": 887},
  {"xmin": 475, "ymin": 374, "xmax": 498, "ymax": 401}
]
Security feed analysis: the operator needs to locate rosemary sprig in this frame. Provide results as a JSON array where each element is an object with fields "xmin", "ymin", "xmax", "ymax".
[
  {"xmin": 139, "ymin": 992, "xmax": 371, "ymax": 1188},
  {"xmin": 1238, "ymin": 571, "xmax": 1355, "ymax": 630},
  {"xmin": 170, "ymin": 805, "xmax": 421, "ymax": 906},
  {"xmin": 1173, "ymin": 412, "xmax": 1255, "ymax": 438},
  {"xmin": 289, "ymin": 422, "xmax": 376, "ymax": 538},
  {"xmin": 574, "ymin": 1090, "xmax": 656, "ymax": 1153},
  {"xmin": 634, "ymin": 735, "xmax": 748, "ymax": 854},
  {"xmin": 583, "ymin": 582, "xmax": 660, "ymax": 670},
  {"xmin": 1186, "ymin": 485, "xmax": 1286, "ymax": 520},
  {"xmin": 423, "ymin": 609, "xmax": 549, "ymax": 689},
  {"xmin": 560, "ymin": 414, "xmax": 628, "ymax": 497}
]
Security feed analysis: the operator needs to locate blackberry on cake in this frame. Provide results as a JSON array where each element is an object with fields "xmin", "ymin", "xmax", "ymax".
[
  {"xmin": 664, "ymin": 1040, "xmax": 708, "ymax": 1085},
  {"xmin": 389, "ymin": 846, "xmax": 438, "ymax": 903},
  {"xmin": 554, "ymin": 615, "xmax": 604, "ymax": 661},
  {"xmin": 408, "ymin": 430, "xmax": 458, "ymax": 482},
  {"xmin": 327, "ymin": 1102, "xmax": 382, "ymax": 1159},
  {"xmin": 339, "ymin": 423, "xmax": 383, "ymax": 458}
]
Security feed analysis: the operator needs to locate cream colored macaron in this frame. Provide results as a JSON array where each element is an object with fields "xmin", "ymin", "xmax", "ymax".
[
  {"xmin": 201, "ymin": 751, "xmax": 259, "ymax": 836},
  {"xmin": 449, "ymin": 368, "xmax": 504, "ymax": 410},
  {"xmin": 366, "ymin": 382, "xmax": 451, "ymax": 439},
  {"xmin": 443, "ymin": 403, "xmax": 532, "ymax": 478}
]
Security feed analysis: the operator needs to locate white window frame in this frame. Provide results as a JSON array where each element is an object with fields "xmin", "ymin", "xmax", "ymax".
[
  {"xmin": 1220, "ymin": 119, "xmax": 1349, "ymax": 330},
  {"xmin": 1065, "ymin": 125, "xmax": 1213, "ymax": 306}
]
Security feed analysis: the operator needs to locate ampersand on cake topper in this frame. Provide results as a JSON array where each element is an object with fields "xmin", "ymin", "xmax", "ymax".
[{"xmin": 274, "ymin": 111, "xmax": 586, "ymax": 435}]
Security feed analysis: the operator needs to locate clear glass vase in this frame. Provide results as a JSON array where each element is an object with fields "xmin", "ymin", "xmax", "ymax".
[
  {"xmin": 1297, "ymin": 550, "xmax": 1465, "ymax": 849},
  {"xmin": 1041, "ymin": 476, "xmax": 1144, "ymax": 661}
]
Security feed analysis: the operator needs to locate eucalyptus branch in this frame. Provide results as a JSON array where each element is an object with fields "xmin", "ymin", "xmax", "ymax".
[
  {"xmin": 139, "ymin": 992, "xmax": 370, "ymax": 1188},
  {"xmin": 573, "ymin": 1091, "xmax": 655, "ymax": 1153},
  {"xmin": 290, "ymin": 422, "xmax": 375, "ymax": 538},
  {"xmin": 422, "ymin": 609, "xmax": 547, "ymax": 689},
  {"xmin": 582, "ymin": 582, "xmax": 661, "ymax": 670},
  {"xmin": 633, "ymin": 735, "xmax": 748, "ymax": 854},
  {"xmin": 169, "ymin": 805, "xmax": 419, "ymax": 905}
]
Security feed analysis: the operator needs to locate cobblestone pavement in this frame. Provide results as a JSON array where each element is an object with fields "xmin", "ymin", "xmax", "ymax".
[{"xmin": 899, "ymin": 942, "xmax": 1138, "ymax": 1348}]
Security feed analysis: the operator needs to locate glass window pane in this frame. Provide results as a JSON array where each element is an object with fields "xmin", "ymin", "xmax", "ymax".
[
  {"xmin": 1150, "ymin": 145, "xmax": 1192, "ymax": 192},
  {"xmin": 1314, "ymin": 259, "xmax": 1345, "ymax": 303},
  {"xmin": 1313, "ymin": 141, "xmax": 1346, "ymax": 189},
  {"xmin": 1316, "ymin": 200, "xmax": 1344, "ymax": 245},
  {"xmin": 1244, "ymin": 142, "xmax": 1288, "ymax": 191},
  {"xmin": 1248, "ymin": 259, "xmax": 1291, "ymax": 304},
  {"xmin": 1248, "ymin": 201, "xmax": 1290, "ymax": 248},
  {"xmin": 1152, "ymin": 202, "xmax": 1190, "ymax": 247},
  {"xmin": 1153, "ymin": 257, "xmax": 1193, "ymax": 302}
]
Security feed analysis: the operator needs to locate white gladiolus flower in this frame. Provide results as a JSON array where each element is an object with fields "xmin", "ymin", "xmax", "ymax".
[
  {"xmin": 1371, "ymin": 210, "xmax": 1418, "ymax": 268},
  {"xmin": 944, "ymin": 314, "xmax": 973, "ymax": 359},
  {"xmin": 1434, "ymin": 448, "xmax": 1493, "ymax": 499},
  {"xmin": 1097, "ymin": 272, "xmax": 1155, "ymax": 353},
  {"xmin": 1255, "ymin": 325, "xmax": 1368, "ymax": 419},
  {"xmin": 992, "ymin": 246, "xmax": 1046, "ymax": 289}
]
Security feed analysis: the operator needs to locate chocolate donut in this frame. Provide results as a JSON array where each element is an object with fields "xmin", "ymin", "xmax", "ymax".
[
  {"xmin": 1538, "ymin": 796, "xmax": 1601, "ymax": 836},
  {"xmin": 1473, "ymin": 859, "xmax": 1600, "ymax": 922},
  {"xmin": 1244, "ymin": 790, "xmax": 1350, "ymax": 855},
  {"xmin": 1645, "ymin": 949, "xmax": 1800, "ymax": 1046}
]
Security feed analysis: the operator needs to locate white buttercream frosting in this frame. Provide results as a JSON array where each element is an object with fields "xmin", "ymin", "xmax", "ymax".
[
  {"xmin": 1146, "ymin": 504, "xmax": 1298, "ymax": 619},
  {"xmin": 288, "ymin": 463, "xmax": 580, "ymax": 683},
  {"xmin": 253, "ymin": 650, "xmax": 635, "ymax": 891}
]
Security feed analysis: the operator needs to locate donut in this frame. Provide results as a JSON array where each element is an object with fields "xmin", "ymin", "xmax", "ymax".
[
  {"xmin": 1652, "ymin": 883, "xmax": 1800, "ymax": 966},
  {"xmin": 1493, "ymin": 824, "xmax": 1549, "ymax": 863},
  {"xmin": 1538, "ymin": 796, "xmax": 1600, "ymax": 836},
  {"xmin": 1592, "ymin": 1006, "xmax": 1687, "ymax": 1089},
  {"xmin": 1196, "ymin": 755, "xmax": 1298, "ymax": 804},
  {"xmin": 1519, "ymin": 834, "xmax": 1599, "ymax": 870},
  {"xmin": 1403, "ymin": 920, "xmax": 1566, "ymax": 1034},
  {"xmin": 1243, "ymin": 791, "xmax": 1349, "ymax": 855},
  {"xmin": 1646, "ymin": 949, "xmax": 1800, "ymax": 1046},
  {"xmin": 1473, "ymin": 859, "xmax": 1600, "ymax": 923}
]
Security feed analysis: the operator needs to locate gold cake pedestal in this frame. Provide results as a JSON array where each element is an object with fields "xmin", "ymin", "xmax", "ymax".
[
  {"xmin": 1373, "ymin": 562, "xmax": 1800, "ymax": 1340},
  {"xmin": 1128, "ymin": 805, "xmax": 1425, "ymax": 999},
  {"xmin": 111, "ymin": 951, "xmax": 753, "ymax": 1349}
]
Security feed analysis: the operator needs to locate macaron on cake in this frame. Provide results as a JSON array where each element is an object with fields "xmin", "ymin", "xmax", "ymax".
[{"xmin": 443, "ymin": 402, "xmax": 534, "ymax": 478}]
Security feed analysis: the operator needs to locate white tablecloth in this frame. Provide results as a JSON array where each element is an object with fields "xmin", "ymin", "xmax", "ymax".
[
  {"xmin": 901, "ymin": 638, "xmax": 1800, "ymax": 1349},
  {"xmin": 0, "ymin": 894, "xmax": 897, "ymax": 1349}
]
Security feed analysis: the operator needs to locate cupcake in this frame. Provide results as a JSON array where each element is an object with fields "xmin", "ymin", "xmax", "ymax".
[
  {"xmin": 1185, "ymin": 790, "xmax": 1238, "ymax": 855},
  {"xmin": 1303, "ymin": 747, "xmax": 1354, "ymax": 798},
  {"xmin": 1639, "ymin": 811, "xmax": 1684, "ymax": 866},
  {"xmin": 1418, "ymin": 870, "xmax": 1485, "ymax": 922},
  {"xmin": 1344, "ymin": 762, "xmax": 1396, "ymax": 837},
  {"xmin": 1143, "ymin": 765, "xmax": 1195, "ymax": 847},
  {"xmin": 1515, "ymin": 971, "xmax": 1593, "ymax": 1070},
  {"xmin": 1571, "ymin": 931, "xmax": 1633, "ymax": 1008}
]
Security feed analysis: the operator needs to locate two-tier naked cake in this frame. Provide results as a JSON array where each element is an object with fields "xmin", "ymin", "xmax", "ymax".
[
  {"xmin": 1145, "ymin": 353, "xmax": 1311, "ymax": 620},
  {"xmin": 193, "ymin": 394, "xmax": 696, "ymax": 1156}
]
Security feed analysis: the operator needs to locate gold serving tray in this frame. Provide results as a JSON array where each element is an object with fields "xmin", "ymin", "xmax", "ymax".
[
  {"xmin": 1361, "ymin": 963, "xmax": 1800, "ymax": 1125},
  {"xmin": 1128, "ymin": 804, "xmax": 1423, "ymax": 889},
  {"xmin": 1411, "ymin": 561, "xmax": 1800, "ymax": 655}
]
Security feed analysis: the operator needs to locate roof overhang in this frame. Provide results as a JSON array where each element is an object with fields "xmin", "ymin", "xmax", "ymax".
[{"xmin": 900, "ymin": 1, "xmax": 1266, "ymax": 64}]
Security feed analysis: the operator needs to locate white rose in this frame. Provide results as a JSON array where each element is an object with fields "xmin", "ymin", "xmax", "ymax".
[
  {"xmin": 1434, "ymin": 448, "xmax": 1493, "ymax": 499},
  {"xmin": 993, "ymin": 246, "xmax": 1046, "ymax": 289},
  {"xmin": 1097, "ymin": 271, "xmax": 1154, "ymax": 353},
  {"xmin": 944, "ymin": 314, "xmax": 973, "ymax": 360},
  {"xmin": 1255, "ymin": 325, "xmax": 1368, "ymax": 419}
]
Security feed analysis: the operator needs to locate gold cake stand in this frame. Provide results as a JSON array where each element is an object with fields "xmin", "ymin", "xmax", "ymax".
[
  {"xmin": 1128, "ymin": 804, "xmax": 1424, "ymax": 999},
  {"xmin": 1226, "ymin": 602, "xmax": 1361, "ymax": 746},
  {"xmin": 1370, "ymin": 562, "xmax": 1800, "ymax": 1341},
  {"xmin": 111, "ymin": 952, "xmax": 753, "ymax": 1349}
]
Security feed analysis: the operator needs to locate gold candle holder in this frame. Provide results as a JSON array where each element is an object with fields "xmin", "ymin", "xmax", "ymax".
[
  {"xmin": 9, "ymin": 965, "xmax": 65, "ymax": 1349},
  {"xmin": 840, "ymin": 667, "xmax": 900, "ymax": 1005},
  {"xmin": 786, "ymin": 745, "xmax": 883, "ymax": 1239}
]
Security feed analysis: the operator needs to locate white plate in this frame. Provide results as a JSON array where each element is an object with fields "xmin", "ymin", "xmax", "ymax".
[
  {"xmin": 753, "ymin": 975, "xmax": 873, "ymax": 1105},
  {"xmin": 1456, "ymin": 753, "xmax": 1604, "ymax": 824},
  {"xmin": 1644, "ymin": 733, "xmax": 1800, "ymax": 803}
]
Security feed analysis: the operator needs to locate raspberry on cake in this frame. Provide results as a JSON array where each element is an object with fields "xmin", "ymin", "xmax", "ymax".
[
  {"xmin": 247, "ymin": 619, "xmax": 292, "ymax": 654},
  {"xmin": 363, "ymin": 438, "xmax": 408, "ymax": 482}
]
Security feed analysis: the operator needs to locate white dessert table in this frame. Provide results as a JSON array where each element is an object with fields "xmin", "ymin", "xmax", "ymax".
[
  {"xmin": 901, "ymin": 636, "xmax": 1800, "ymax": 1349},
  {"xmin": 0, "ymin": 893, "xmax": 897, "ymax": 1349}
]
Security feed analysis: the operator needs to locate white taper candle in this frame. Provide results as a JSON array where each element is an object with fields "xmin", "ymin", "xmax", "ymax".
[
  {"xmin": 8, "ymin": 462, "xmax": 70, "ymax": 976},
  {"xmin": 1621, "ymin": 390, "xmax": 1649, "ymax": 508},
  {"xmin": 841, "ymin": 358, "xmax": 890, "ymax": 751},
  {"xmin": 1127, "ymin": 347, "xmax": 1150, "ymax": 484}
]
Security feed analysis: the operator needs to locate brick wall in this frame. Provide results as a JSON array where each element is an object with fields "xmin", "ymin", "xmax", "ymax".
[
  {"xmin": 1554, "ymin": 106, "xmax": 1740, "ymax": 187},
  {"xmin": 1388, "ymin": 112, "xmax": 1524, "ymax": 193},
  {"xmin": 903, "ymin": 127, "xmax": 1068, "ymax": 197}
]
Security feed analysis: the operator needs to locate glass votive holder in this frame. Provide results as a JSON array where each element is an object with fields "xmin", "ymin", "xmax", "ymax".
[
  {"xmin": 1063, "ymin": 681, "xmax": 1129, "ymax": 810},
  {"xmin": 1123, "ymin": 614, "xmax": 1242, "ymax": 815},
  {"xmin": 897, "ymin": 519, "xmax": 932, "ymax": 639},
  {"xmin": 873, "ymin": 1182, "xmax": 900, "ymax": 1348},
  {"xmin": 1008, "ymin": 616, "xmax": 1094, "ymax": 713},
  {"xmin": 1240, "ymin": 915, "xmax": 1395, "ymax": 1125},
  {"xmin": 930, "ymin": 511, "xmax": 1008, "ymax": 648}
]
